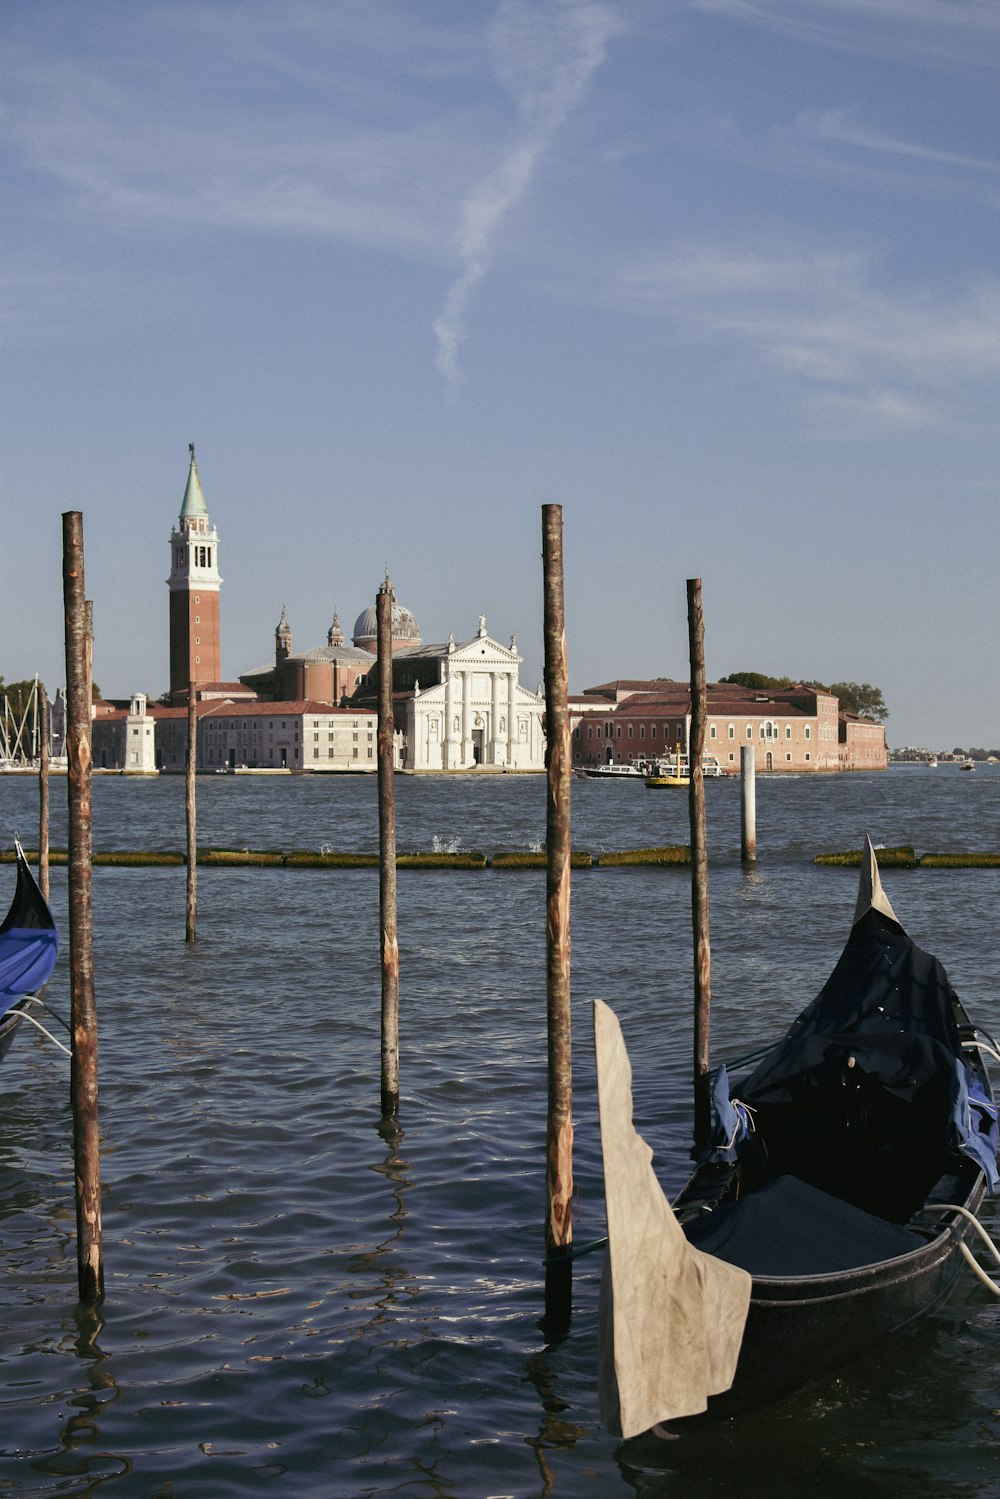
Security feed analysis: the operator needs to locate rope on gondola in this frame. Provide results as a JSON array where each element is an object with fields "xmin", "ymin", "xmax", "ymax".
[
  {"xmin": 10, "ymin": 999, "xmax": 71, "ymax": 1057},
  {"xmin": 921, "ymin": 1202, "xmax": 1000, "ymax": 1298}
]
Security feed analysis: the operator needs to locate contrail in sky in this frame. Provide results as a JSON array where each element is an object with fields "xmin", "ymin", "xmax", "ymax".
[{"xmin": 434, "ymin": 0, "xmax": 621, "ymax": 390}]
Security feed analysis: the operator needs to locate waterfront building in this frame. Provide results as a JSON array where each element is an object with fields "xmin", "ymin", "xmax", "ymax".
[
  {"xmin": 167, "ymin": 446, "xmax": 223, "ymax": 704},
  {"xmin": 574, "ymin": 680, "xmax": 887, "ymax": 772},
  {"xmin": 91, "ymin": 699, "xmax": 385, "ymax": 773},
  {"xmin": 88, "ymin": 693, "xmax": 158, "ymax": 773}
]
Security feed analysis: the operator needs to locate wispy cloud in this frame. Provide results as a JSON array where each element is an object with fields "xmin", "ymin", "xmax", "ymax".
[
  {"xmin": 619, "ymin": 245, "xmax": 1000, "ymax": 434},
  {"xmin": 433, "ymin": 0, "xmax": 621, "ymax": 390},
  {"xmin": 804, "ymin": 107, "xmax": 1000, "ymax": 177},
  {"xmin": 688, "ymin": 0, "xmax": 1000, "ymax": 69}
]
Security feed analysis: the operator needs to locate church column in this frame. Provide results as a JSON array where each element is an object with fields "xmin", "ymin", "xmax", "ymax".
[
  {"xmin": 492, "ymin": 670, "xmax": 507, "ymax": 766},
  {"xmin": 444, "ymin": 664, "xmax": 458, "ymax": 769},
  {"xmin": 507, "ymin": 672, "xmax": 517, "ymax": 763},
  {"xmin": 461, "ymin": 669, "xmax": 473, "ymax": 765}
]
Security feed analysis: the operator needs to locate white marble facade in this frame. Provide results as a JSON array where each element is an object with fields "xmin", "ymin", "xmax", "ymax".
[{"xmin": 402, "ymin": 621, "xmax": 545, "ymax": 771}]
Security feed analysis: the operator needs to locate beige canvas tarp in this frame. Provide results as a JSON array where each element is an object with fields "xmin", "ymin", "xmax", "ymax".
[{"xmin": 594, "ymin": 999, "xmax": 752, "ymax": 1436}]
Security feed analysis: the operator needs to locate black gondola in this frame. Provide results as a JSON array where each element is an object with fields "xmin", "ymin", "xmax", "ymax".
[
  {"xmin": 595, "ymin": 838, "xmax": 999, "ymax": 1434},
  {"xmin": 0, "ymin": 841, "xmax": 59, "ymax": 1064}
]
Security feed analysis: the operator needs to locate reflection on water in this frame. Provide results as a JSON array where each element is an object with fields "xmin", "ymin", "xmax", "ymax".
[{"xmin": 0, "ymin": 769, "xmax": 998, "ymax": 1496}]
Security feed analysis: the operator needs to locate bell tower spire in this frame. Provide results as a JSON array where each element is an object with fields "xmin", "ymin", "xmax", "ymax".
[{"xmin": 167, "ymin": 444, "xmax": 223, "ymax": 703}]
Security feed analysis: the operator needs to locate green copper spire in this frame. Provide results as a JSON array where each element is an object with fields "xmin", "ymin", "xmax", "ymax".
[{"xmin": 180, "ymin": 442, "xmax": 208, "ymax": 519}]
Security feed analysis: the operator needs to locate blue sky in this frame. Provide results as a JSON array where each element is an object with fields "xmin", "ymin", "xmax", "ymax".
[{"xmin": 2, "ymin": 0, "xmax": 997, "ymax": 748}]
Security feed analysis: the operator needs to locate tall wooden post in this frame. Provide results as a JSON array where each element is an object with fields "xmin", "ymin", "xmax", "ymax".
[
  {"xmin": 740, "ymin": 744, "xmax": 757, "ymax": 863},
  {"xmin": 38, "ymin": 682, "xmax": 50, "ymax": 903},
  {"xmin": 376, "ymin": 577, "xmax": 399, "ymax": 1118},
  {"xmin": 542, "ymin": 504, "xmax": 573, "ymax": 1333},
  {"xmin": 686, "ymin": 578, "xmax": 712, "ymax": 1154},
  {"xmin": 62, "ymin": 512, "xmax": 104, "ymax": 1305},
  {"xmin": 185, "ymin": 686, "xmax": 197, "ymax": 942}
]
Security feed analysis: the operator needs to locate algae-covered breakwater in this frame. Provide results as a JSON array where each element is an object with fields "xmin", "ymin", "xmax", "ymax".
[
  {"xmin": 814, "ymin": 847, "xmax": 1000, "ymax": 869},
  {"xmin": 4, "ymin": 845, "xmax": 690, "ymax": 870},
  {"xmin": 6, "ymin": 845, "xmax": 998, "ymax": 871}
]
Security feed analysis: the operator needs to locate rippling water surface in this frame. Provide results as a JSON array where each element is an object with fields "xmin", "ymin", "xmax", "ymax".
[{"xmin": 1, "ymin": 766, "xmax": 998, "ymax": 1496}]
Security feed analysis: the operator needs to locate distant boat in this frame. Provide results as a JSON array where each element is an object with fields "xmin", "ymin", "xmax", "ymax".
[
  {"xmin": 646, "ymin": 744, "xmax": 689, "ymax": 789},
  {"xmin": 928, "ymin": 757, "xmax": 938, "ymax": 768},
  {"xmin": 0, "ymin": 841, "xmax": 59, "ymax": 1065},
  {"xmin": 580, "ymin": 764, "xmax": 645, "ymax": 780},
  {"xmin": 959, "ymin": 760, "xmax": 975, "ymax": 771}
]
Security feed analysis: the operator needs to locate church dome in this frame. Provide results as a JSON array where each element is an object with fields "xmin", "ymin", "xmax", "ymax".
[{"xmin": 352, "ymin": 598, "xmax": 421, "ymax": 650}]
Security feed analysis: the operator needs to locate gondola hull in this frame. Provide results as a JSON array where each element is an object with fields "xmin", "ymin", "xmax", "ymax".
[
  {"xmin": 0, "ymin": 1002, "xmax": 26, "ymax": 1065},
  {"xmin": 595, "ymin": 839, "xmax": 998, "ymax": 1436},
  {"xmin": 700, "ymin": 1172, "xmax": 987, "ymax": 1416}
]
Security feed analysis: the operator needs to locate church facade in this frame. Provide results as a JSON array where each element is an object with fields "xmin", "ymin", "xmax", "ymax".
[{"xmin": 397, "ymin": 620, "xmax": 545, "ymax": 771}]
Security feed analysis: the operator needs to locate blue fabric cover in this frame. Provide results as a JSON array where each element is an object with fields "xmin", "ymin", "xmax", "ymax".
[
  {"xmin": 684, "ymin": 1175, "xmax": 919, "ymax": 1277},
  {"xmin": 950, "ymin": 1061, "xmax": 1000, "ymax": 1192},
  {"xmin": 0, "ymin": 849, "xmax": 58, "ymax": 1018},
  {"xmin": 701, "ymin": 1065, "xmax": 752, "ymax": 1166},
  {"xmin": 0, "ymin": 928, "xmax": 59, "ymax": 1016}
]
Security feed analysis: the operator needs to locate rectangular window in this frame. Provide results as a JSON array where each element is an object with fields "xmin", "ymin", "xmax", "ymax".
[
  {"xmin": 786, "ymin": 726, "xmax": 792, "ymax": 739},
  {"xmin": 710, "ymin": 724, "xmax": 717, "ymax": 739},
  {"xmin": 747, "ymin": 726, "xmax": 752, "ymax": 739},
  {"xmin": 805, "ymin": 752, "xmax": 811, "ymax": 762},
  {"xmin": 728, "ymin": 725, "xmax": 735, "ymax": 739},
  {"xmin": 805, "ymin": 727, "xmax": 811, "ymax": 739}
]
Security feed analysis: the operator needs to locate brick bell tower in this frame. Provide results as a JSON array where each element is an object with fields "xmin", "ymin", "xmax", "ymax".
[{"xmin": 167, "ymin": 444, "xmax": 223, "ymax": 703}]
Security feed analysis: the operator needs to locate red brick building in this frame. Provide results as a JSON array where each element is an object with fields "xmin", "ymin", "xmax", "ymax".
[{"xmin": 572, "ymin": 680, "xmax": 887, "ymax": 773}]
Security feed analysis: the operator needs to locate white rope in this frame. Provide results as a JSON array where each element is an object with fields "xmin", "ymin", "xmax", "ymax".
[
  {"xmin": 958, "ymin": 1242, "xmax": 1000, "ymax": 1297},
  {"xmin": 921, "ymin": 1202, "xmax": 1000, "ymax": 1298},
  {"xmin": 9, "ymin": 1005, "xmax": 72, "ymax": 1057},
  {"xmin": 964, "ymin": 1040, "xmax": 1000, "ymax": 1067}
]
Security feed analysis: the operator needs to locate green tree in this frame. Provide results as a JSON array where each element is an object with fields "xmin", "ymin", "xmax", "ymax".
[
  {"xmin": 720, "ymin": 671, "xmax": 793, "ymax": 690},
  {"xmin": 826, "ymin": 682, "xmax": 888, "ymax": 723}
]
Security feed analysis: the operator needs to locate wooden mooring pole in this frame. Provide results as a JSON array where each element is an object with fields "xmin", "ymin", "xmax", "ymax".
[
  {"xmin": 376, "ymin": 577, "xmax": 400, "ymax": 1118},
  {"xmin": 542, "ymin": 504, "xmax": 573, "ymax": 1333},
  {"xmin": 186, "ymin": 685, "xmax": 197, "ymax": 943},
  {"xmin": 38, "ymin": 682, "xmax": 50, "ymax": 903},
  {"xmin": 686, "ymin": 578, "xmax": 712, "ymax": 1155},
  {"xmin": 62, "ymin": 512, "xmax": 104, "ymax": 1305},
  {"xmin": 741, "ymin": 744, "xmax": 757, "ymax": 863}
]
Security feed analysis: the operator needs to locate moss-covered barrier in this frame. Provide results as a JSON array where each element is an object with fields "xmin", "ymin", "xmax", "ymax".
[
  {"xmin": 490, "ymin": 850, "xmax": 594, "ymax": 869},
  {"xmin": 5, "ymin": 845, "xmax": 999, "ymax": 872},
  {"xmin": 598, "ymin": 845, "xmax": 690, "ymax": 867},
  {"xmin": 198, "ymin": 849, "xmax": 286, "ymax": 867},
  {"xmin": 398, "ymin": 851, "xmax": 488, "ymax": 870},
  {"xmin": 94, "ymin": 850, "xmax": 185, "ymax": 867},
  {"xmin": 285, "ymin": 850, "xmax": 379, "ymax": 868},
  {"xmin": 815, "ymin": 846, "xmax": 917, "ymax": 868},
  {"xmin": 917, "ymin": 852, "xmax": 1000, "ymax": 868}
]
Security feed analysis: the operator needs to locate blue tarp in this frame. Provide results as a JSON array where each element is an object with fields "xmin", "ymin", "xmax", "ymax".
[
  {"xmin": 0, "ymin": 927, "xmax": 58, "ymax": 1017},
  {"xmin": 951, "ymin": 1060, "xmax": 1000, "ymax": 1192}
]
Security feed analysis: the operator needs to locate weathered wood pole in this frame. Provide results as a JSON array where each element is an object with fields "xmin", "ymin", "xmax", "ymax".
[
  {"xmin": 376, "ymin": 577, "xmax": 400, "ymax": 1118},
  {"xmin": 62, "ymin": 512, "xmax": 104, "ymax": 1305},
  {"xmin": 38, "ymin": 682, "xmax": 50, "ymax": 903},
  {"xmin": 686, "ymin": 578, "xmax": 712, "ymax": 1154},
  {"xmin": 185, "ymin": 685, "xmax": 197, "ymax": 942},
  {"xmin": 542, "ymin": 504, "xmax": 573, "ymax": 1332},
  {"xmin": 740, "ymin": 744, "xmax": 757, "ymax": 863}
]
